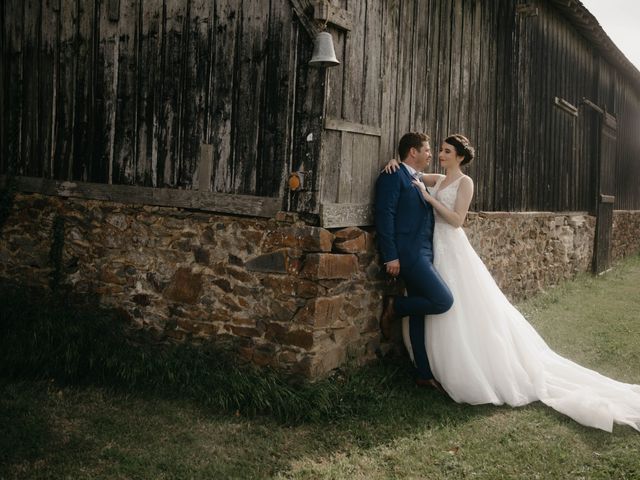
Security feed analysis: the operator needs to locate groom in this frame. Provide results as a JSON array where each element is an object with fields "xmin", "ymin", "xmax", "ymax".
[{"xmin": 375, "ymin": 132, "xmax": 453, "ymax": 390}]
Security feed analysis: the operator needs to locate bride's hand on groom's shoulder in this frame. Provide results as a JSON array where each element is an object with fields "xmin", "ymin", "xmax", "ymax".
[{"xmin": 381, "ymin": 158, "xmax": 400, "ymax": 174}]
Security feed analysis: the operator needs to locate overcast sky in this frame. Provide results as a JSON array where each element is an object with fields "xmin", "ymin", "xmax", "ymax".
[{"xmin": 579, "ymin": 0, "xmax": 640, "ymax": 71}]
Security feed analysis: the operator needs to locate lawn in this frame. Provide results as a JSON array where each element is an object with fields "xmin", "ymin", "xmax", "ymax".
[{"xmin": 2, "ymin": 255, "xmax": 640, "ymax": 479}]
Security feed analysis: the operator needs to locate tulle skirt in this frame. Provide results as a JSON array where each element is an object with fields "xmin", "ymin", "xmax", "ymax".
[{"xmin": 402, "ymin": 222, "xmax": 640, "ymax": 432}]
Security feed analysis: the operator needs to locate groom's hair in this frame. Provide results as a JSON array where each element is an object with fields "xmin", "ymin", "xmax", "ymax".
[{"xmin": 398, "ymin": 132, "xmax": 430, "ymax": 161}]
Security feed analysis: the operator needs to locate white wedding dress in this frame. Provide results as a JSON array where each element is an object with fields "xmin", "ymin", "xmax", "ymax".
[{"xmin": 402, "ymin": 175, "xmax": 640, "ymax": 432}]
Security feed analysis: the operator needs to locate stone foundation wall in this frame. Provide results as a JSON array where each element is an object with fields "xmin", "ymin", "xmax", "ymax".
[
  {"xmin": 611, "ymin": 211, "xmax": 640, "ymax": 262},
  {"xmin": 464, "ymin": 212, "xmax": 596, "ymax": 300},
  {"xmin": 0, "ymin": 194, "xmax": 385, "ymax": 378},
  {"xmin": 2, "ymin": 193, "xmax": 640, "ymax": 378}
]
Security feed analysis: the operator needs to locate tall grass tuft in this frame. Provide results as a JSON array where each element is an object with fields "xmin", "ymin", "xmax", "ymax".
[{"xmin": 0, "ymin": 283, "xmax": 400, "ymax": 424}]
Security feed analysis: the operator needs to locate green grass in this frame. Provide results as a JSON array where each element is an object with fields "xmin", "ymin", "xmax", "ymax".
[
  {"xmin": 2, "ymin": 255, "xmax": 640, "ymax": 479},
  {"xmin": 0, "ymin": 283, "xmax": 402, "ymax": 425}
]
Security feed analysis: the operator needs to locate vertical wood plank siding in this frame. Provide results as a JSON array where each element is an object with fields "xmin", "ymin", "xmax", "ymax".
[
  {"xmin": 614, "ymin": 81, "xmax": 640, "ymax": 209},
  {"xmin": 2, "ymin": 0, "xmax": 299, "ymax": 199},
  {"xmin": 317, "ymin": 0, "xmax": 640, "ymax": 213},
  {"xmin": 2, "ymin": 0, "xmax": 640, "ymax": 214}
]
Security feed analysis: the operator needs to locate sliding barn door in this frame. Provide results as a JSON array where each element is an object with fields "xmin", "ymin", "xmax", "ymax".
[{"xmin": 593, "ymin": 112, "xmax": 617, "ymax": 274}]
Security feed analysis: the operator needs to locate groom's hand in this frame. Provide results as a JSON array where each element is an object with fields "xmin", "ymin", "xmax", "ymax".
[{"xmin": 385, "ymin": 259, "xmax": 400, "ymax": 277}]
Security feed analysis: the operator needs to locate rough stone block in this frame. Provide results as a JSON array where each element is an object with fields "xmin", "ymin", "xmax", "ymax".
[
  {"xmin": 301, "ymin": 253, "xmax": 358, "ymax": 279},
  {"xmin": 253, "ymin": 345, "xmax": 277, "ymax": 367},
  {"xmin": 245, "ymin": 250, "xmax": 287, "ymax": 273},
  {"xmin": 333, "ymin": 227, "xmax": 371, "ymax": 254},
  {"xmin": 294, "ymin": 295, "xmax": 346, "ymax": 328},
  {"xmin": 274, "ymin": 211, "xmax": 300, "ymax": 223},
  {"xmin": 331, "ymin": 325, "xmax": 360, "ymax": 345},
  {"xmin": 93, "ymin": 284, "xmax": 124, "ymax": 295},
  {"xmin": 277, "ymin": 350, "xmax": 298, "ymax": 364},
  {"xmin": 295, "ymin": 280, "xmax": 323, "ymax": 298},
  {"xmin": 146, "ymin": 272, "xmax": 168, "ymax": 293},
  {"xmin": 222, "ymin": 265, "xmax": 253, "ymax": 282},
  {"xmin": 132, "ymin": 293, "xmax": 151, "ymax": 306},
  {"xmin": 268, "ymin": 298, "xmax": 299, "ymax": 321},
  {"xmin": 308, "ymin": 346, "xmax": 347, "ymax": 377},
  {"xmin": 105, "ymin": 213, "xmax": 129, "ymax": 231},
  {"xmin": 264, "ymin": 226, "xmax": 334, "ymax": 253},
  {"xmin": 212, "ymin": 278, "xmax": 233, "ymax": 293},
  {"xmin": 174, "ymin": 318, "xmax": 218, "ymax": 336},
  {"xmin": 283, "ymin": 329, "xmax": 314, "ymax": 349},
  {"xmin": 265, "ymin": 322, "xmax": 288, "ymax": 342},
  {"xmin": 193, "ymin": 247, "xmax": 210, "ymax": 265},
  {"xmin": 164, "ymin": 329, "xmax": 187, "ymax": 341},
  {"xmin": 163, "ymin": 268, "xmax": 203, "ymax": 304},
  {"xmin": 99, "ymin": 267, "xmax": 127, "ymax": 285},
  {"xmin": 243, "ymin": 230, "xmax": 265, "ymax": 245},
  {"xmin": 230, "ymin": 325, "xmax": 261, "ymax": 338},
  {"xmin": 266, "ymin": 324, "xmax": 314, "ymax": 349},
  {"xmin": 261, "ymin": 275, "xmax": 322, "ymax": 299},
  {"xmin": 238, "ymin": 346, "xmax": 254, "ymax": 361}
]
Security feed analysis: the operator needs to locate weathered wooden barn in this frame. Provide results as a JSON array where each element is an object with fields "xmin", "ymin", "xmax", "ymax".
[
  {"xmin": 2, "ymin": 0, "xmax": 640, "ymax": 376},
  {"xmin": 3, "ymin": 0, "xmax": 640, "ymax": 213}
]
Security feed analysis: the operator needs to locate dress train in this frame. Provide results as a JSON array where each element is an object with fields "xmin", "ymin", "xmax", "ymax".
[{"xmin": 402, "ymin": 176, "xmax": 640, "ymax": 432}]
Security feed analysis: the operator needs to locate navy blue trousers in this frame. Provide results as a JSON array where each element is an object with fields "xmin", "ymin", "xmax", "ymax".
[{"xmin": 394, "ymin": 253, "xmax": 453, "ymax": 380}]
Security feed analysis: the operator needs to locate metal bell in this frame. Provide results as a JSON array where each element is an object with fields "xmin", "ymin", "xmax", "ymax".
[{"xmin": 309, "ymin": 31, "xmax": 340, "ymax": 67}]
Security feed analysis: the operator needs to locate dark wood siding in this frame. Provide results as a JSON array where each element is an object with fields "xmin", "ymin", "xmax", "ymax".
[
  {"xmin": 1, "ymin": 0, "xmax": 301, "ymax": 199},
  {"xmin": 2, "ymin": 0, "xmax": 640, "ymax": 221},
  {"xmin": 613, "ymin": 78, "xmax": 640, "ymax": 210},
  {"xmin": 317, "ymin": 0, "xmax": 640, "ymax": 226}
]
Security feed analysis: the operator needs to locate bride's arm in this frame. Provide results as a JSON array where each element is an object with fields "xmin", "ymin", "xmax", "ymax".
[
  {"xmin": 412, "ymin": 177, "xmax": 474, "ymax": 228},
  {"xmin": 421, "ymin": 173, "xmax": 444, "ymax": 187},
  {"xmin": 381, "ymin": 159, "xmax": 443, "ymax": 187},
  {"xmin": 381, "ymin": 159, "xmax": 401, "ymax": 173}
]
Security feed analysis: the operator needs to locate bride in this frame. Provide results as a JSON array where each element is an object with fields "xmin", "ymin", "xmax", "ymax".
[{"xmin": 383, "ymin": 134, "xmax": 640, "ymax": 432}]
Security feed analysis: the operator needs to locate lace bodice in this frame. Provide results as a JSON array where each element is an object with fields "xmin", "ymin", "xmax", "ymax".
[{"xmin": 432, "ymin": 175, "xmax": 466, "ymax": 220}]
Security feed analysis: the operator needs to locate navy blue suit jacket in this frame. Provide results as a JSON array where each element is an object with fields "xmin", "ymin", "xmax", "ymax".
[{"xmin": 375, "ymin": 164, "xmax": 435, "ymax": 265}]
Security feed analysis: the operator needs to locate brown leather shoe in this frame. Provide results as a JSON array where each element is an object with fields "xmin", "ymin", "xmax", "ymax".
[
  {"xmin": 379, "ymin": 296, "xmax": 397, "ymax": 339},
  {"xmin": 415, "ymin": 378, "xmax": 447, "ymax": 395}
]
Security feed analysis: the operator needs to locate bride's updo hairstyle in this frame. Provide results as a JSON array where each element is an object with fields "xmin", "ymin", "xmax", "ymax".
[{"xmin": 444, "ymin": 134, "xmax": 475, "ymax": 166}]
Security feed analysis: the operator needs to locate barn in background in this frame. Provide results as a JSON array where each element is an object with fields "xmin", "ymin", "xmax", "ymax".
[{"xmin": 2, "ymin": 0, "xmax": 640, "ymax": 376}]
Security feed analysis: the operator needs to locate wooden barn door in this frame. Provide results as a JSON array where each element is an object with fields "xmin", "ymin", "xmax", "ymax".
[{"xmin": 593, "ymin": 112, "xmax": 617, "ymax": 274}]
